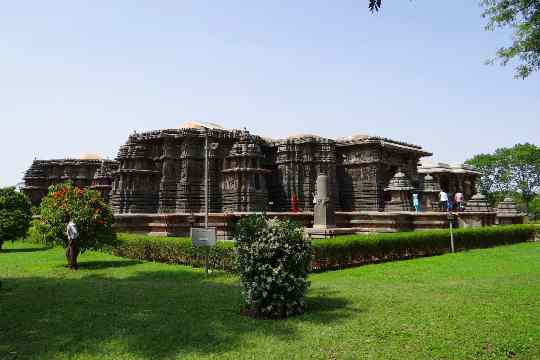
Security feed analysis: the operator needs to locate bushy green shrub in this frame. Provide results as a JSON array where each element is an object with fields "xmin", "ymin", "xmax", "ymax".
[
  {"xmin": 31, "ymin": 182, "xmax": 116, "ymax": 268},
  {"xmin": 111, "ymin": 233, "xmax": 235, "ymax": 270},
  {"xmin": 0, "ymin": 187, "xmax": 32, "ymax": 250},
  {"xmin": 312, "ymin": 224, "xmax": 537, "ymax": 271},
  {"xmin": 234, "ymin": 215, "xmax": 313, "ymax": 319}
]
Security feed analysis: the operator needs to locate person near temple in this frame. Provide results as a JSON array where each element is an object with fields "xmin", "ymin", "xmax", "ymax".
[
  {"xmin": 454, "ymin": 191, "xmax": 464, "ymax": 212},
  {"xmin": 412, "ymin": 193, "xmax": 421, "ymax": 212},
  {"xmin": 447, "ymin": 195, "xmax": 454, "ymax": 212},
  {"xmin": 66, "ymin": 219, "xmax": 79, "ymax": 270},
  {"xmin": 439, "ymin": 190, "xmax": 448, "ymax": 212}
]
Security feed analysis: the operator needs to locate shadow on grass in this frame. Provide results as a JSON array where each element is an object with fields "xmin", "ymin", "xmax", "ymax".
[
  {"xmin": 75, "ymin": 260, "xmax": 143, "ymax": 270},
  {"xmin": 1, "ymin": 246, "xmax": 52, "ymax": 253},
  {"xmin": 0, "ymin": 268, "xmax": 354, "ymax": 360}
]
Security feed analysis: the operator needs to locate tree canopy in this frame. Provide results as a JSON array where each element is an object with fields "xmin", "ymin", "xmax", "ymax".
[
  {"xmin": 31, "ymin": 182, "xmax": 116, "ymax": 268},
  {"xmin": 466, "ymin": 143, "xmax": 540, "ymax": 212},
  {"xmin": 370, "ymin": 0, "xmax": 540, "ymax": 78},
  {"xmin": 0, "ymin": 187, "xmax": 32, "ymax": 250}
]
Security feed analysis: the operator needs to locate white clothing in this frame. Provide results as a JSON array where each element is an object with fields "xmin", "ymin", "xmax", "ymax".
[
  {"xmin": 439, "ymin": 191, "xmax": 448, "ymax": 202},
  {"xmin": 67, "ymin": 221, "xmax": 79, "ymax": 241}
]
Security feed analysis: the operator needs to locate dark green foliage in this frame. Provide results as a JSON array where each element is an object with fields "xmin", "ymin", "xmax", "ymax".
[
  {"xmin": 111, "ymin": 233, "xmax": 235, "ymax": 270},
  {"xmin": 0, "ymin": 187, "xmax": 32, "ymax": 250},
  {"xmin": 312, "ymin": 224, "xmax": 537, "ymax": 271},
  {"xmin": 466, "ymin": 143, "xmax": 540, "ymax": 211},
  {"xmin": 233, "ymin": 215, "xmax": 313, "ymax": 318},
  {"xmin": 482, "ymin": 0, "xmax": 540, "ymax": 78},
  {"xmin": 31, "ymin": 182, "xmax": 116, "ymax": 252},
  {"xmin": 530, "ymin": 195, "xmax": 540, "ymax": 220},
  {"xmin": 97, "ymin": 225, "xmax": 536, "ymax": 273}
]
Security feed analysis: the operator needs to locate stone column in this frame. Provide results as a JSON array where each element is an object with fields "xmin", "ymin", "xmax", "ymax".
[
  {"xmin": 421, "ymin": 174, "xmax": 442, "ymax": 212},
  {"xmin": 496, "ymin": 197, "xmax": 526, "ymax": 225},
  {"xmin": 384, "ymin": 170, "xmax": 414, "ymax": 212},
  {"xmin": 313, "ymin": 174, "xmax": 335, "ymax": 229},
  {"xmin": 459, "ymin": 185, "xmax": 496, "ymax": 228}
]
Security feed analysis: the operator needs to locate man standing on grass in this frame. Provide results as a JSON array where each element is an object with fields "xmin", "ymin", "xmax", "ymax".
[{"xmin": 66, "ymin": 219, "xmax": 79, "ymax": 270}]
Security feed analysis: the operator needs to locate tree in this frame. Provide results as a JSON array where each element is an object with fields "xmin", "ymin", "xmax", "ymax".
[
  {"xmin": 31, "ymin": 182, "xmax": 116, "ymax": 269},
  {"xmin": 369, "ymin": 1, "xmax": 540, "ymax": 78},
  {"xmin": 0, "ymin": 187, "xmax": 32, "ymax": 250},
  {"xmin": 466, "ymin": 143, "xmax": 540, "ymax": 213},
  {"xmin": 482, "ymin": 0, "xmax": 540, "ymax": 78}
]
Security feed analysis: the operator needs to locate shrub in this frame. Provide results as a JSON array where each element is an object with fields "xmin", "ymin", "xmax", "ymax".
[
  {"xmin": 0, "ymin": 187, "xmax": 32, "ymax": 250},
  {"xmin": 234, "ymin": 215, "xmax": 313, "ymax": 319},
  {"xmin": 111, "ymin": 233, "xmax": 235, "ymax": 270},
  {"xmin": 31, "ymin": 182, "xmax": 116, "ymax": 268},
  {"xmin": 312, "ymin": 224, "xmax": 537, "ymax": 271}
]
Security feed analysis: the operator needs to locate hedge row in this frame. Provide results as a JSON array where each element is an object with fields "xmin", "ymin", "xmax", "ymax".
[
  {"xmin": 311, "ymin": 224, "xmax": 537, "ymax": 271},
  {"xmin": 106, "ymin": 225, "xmax": 537, "ymax": 273},
  {"xmin": 110, "ymin": 233, "xmax": 236, "ymax": 271}
]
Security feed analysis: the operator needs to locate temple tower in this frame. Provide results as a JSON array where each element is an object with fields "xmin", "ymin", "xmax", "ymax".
[
  {"xmin": 222, "ymin": 131, "xmax": 270, "ymax": 212},
  {"xmin": 421, "ymin": 174, "xmax": 442, "ymax": 211},
  {"xmin": 272, "ymin": 135, "xmax": 338, "ymax": 212},
  {"xmin": 384, "ymin": 170, "xmax": 414, "ymax": 212}
]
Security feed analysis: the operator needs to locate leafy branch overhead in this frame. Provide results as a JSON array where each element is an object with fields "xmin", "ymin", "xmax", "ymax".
[
  {"xmin": 369, "ymin": 0, "xmax": 382, "ymax": 12},
  {"xmin": 481, "ymin": 0, "xmax": 540, "ymax": 78},
  {"xmin": 369, "ymin": 0, "xmax": 540, "ymax": 78}
]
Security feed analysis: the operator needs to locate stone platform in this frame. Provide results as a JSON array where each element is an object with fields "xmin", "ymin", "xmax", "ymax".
[{"xmin": 114, "ymin": 211, "xmax": 498, "ymax": 239}]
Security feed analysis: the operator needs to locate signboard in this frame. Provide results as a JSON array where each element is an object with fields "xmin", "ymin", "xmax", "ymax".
[{"xmin": 191, "ymin": 228, "xmax": 217, "ymax": 247}]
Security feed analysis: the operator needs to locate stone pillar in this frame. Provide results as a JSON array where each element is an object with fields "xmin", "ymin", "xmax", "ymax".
[
  {"xmin": 421, "ymin": 174, "xmax": 441, "ymax": 212},
  {"xmin": 459, "ymin": 186, "xmax": 496, "ymax": 228},
  {"xmin": 384, "ymin": 170, "xmax": 414, "ymax": 212},
  {"xmin": 496, "ymin": 197, "xmax": 526, "ymax": 225},
  {"xmin": 313, "ymin": 174, "xmax": 335, "ymax": 229}
]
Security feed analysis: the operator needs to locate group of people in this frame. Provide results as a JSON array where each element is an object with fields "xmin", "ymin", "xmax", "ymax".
[
  {"xmin": 439, "ymin": 190, "xmax": 465, "ymax": 212},
  {"xmin": 411, "ymin": 190, "xmax": 465, "ymax": 212}
]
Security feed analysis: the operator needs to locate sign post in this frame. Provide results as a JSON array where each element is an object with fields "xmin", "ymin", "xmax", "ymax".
[
  {"xmin": 191, "ymin": 227, "xmax": 217, "ymax": 275},
  {"xmin": 194, "ymin": 129, "xmax": 219, "ymax": 275},
  {"xmin": 448, "ymin": 213, "xmax": 455, "ymax": 253}
]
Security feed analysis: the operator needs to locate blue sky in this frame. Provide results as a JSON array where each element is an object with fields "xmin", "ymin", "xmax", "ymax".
[{"xmin": 1, "ymin": 0, "xmax": 538, "ymax": 187}]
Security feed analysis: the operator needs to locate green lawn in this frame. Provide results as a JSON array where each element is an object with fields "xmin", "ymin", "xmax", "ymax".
[{"xmin": 1, "ymin": 241, "xmax": 540, "ymax": 360}]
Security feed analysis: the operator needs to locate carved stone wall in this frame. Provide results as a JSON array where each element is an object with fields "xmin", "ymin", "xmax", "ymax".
[
  {"xmin": 337, "ymin": 139, "xmax": 424, "ymax": 211},
  {"xmin": 111, "ymin": 128, "xmax": 272, "ymax": 214},
  {"xmin": 25, "ymin": 129, "xmax": 435, "ymax": 215},
  {"xmin": 22, "ymin": 159, "xmax": 118, "ymax": 206},
  {"xmin": 271, "ymin": 136, "xmax": 339, "ymax": 212}
]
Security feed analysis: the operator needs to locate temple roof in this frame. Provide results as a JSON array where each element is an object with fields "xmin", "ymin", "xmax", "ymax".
[
  {"xmin": 286, "ymin": 133, "xmax": 322, "ymax": 140},
  {"xmin": 79, "ymin": 153, "xmax": 103, "ymax": 160},
  {"xmin": 335, "ymin": 135, "xmax": 432, "ymax": 156},
  {"xmin": 179, "ymin": 121, "xmax": 225, "ymax": 130},
  {"xmin": 418, "ymin": 161, "xmax": 481, "ymax": 175}
]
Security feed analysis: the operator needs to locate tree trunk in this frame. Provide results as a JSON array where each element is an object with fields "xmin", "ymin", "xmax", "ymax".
[{"xmin": 65, "ymin": 241, "xmax": 80, "ymax": 270}]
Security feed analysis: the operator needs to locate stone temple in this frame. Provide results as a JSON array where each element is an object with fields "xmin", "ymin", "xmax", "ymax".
[
  {"xmin": 23, "ymin": 155, "xmax": 118, "ymax": 206},
  {"xmin": 109, "ymin": 122, "xmax": 434, "ymax": 214},
  {"xmin": 26, "ymin": 121, "xmax": 518, "ymax": 235}
]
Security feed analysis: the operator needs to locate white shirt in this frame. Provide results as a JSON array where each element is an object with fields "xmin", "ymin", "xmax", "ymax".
[
  {"xmin": 439, "ymin": 191, "xmax": 448, "ymax": 202},
  {"xmin": 67, "ymin": 221, "xmax": 79, "ymax": 240}
]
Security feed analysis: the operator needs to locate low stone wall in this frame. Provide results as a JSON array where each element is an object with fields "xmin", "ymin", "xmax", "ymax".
[
  {"xmin": 114, "ymin": 211, "xmax": 500, "ymax": 238},
  {"xmin": 114, "ymin": 212, "xmax": 315, "ymax": 239}
]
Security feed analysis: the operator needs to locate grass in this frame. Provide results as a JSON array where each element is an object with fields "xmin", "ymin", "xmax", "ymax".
[{"xmin": 1, "ymin": 241, "xmax": 540, "ymax": 360}]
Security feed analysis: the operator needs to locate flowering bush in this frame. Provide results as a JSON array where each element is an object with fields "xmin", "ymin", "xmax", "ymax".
[
  {"xmin": 0, "ymin": 187, "xmax": 32, "ymax": 250},
  {"xmin": 31, "ymin": 182, "xmax": 116, "ymax": 268},
  {"xmin": 234, "ymin": 215, "xmax": 312, "ymax": 319}
]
